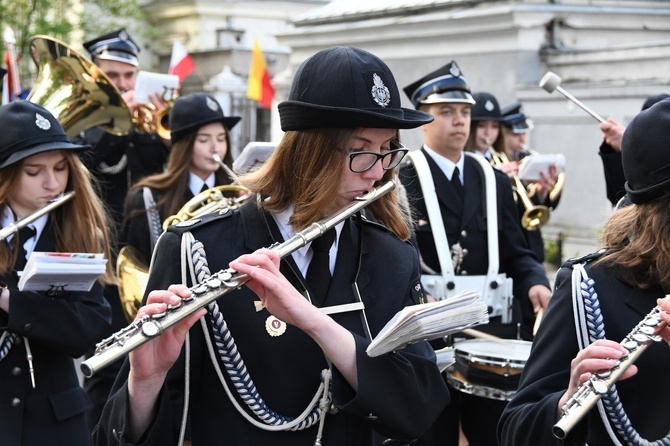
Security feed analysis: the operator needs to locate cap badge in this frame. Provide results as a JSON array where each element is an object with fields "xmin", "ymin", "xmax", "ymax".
[
  {"xmin": 206, "ymin": 96, "xmax": 219, "ymax": 112},
  {"xmin": 265, "ymin": 315, "xmax": 287, "ymax": 337},
  {"xmin": 485, "ymin": 100, "xmax": 495, "ymax": 112},
  {"xmin": 119, "ymin": 29, "xmax": 129, "ymax": 42},
  {"xmin": 449, "ymin": 64, "xmax": 461, "ymax": 78},
  {"xmin": 35, "ymin": 113, "xmax": 51, "ymax": 131},
  {"xmin": 371, "ymin": 73, "xmax": 391, "ymax": 108}
]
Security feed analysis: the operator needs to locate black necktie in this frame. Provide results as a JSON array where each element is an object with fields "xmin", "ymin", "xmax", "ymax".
[
  {"xmin": 14, "ymin": 225, "xmax": 36, "ymax": 271},
  {"xmin": 306, "ymin": 228, "xmax": 336, "ymax": 307},
  {"xmin": 451, "ymin": 166, "xmax": 464, "ymax": 199},
  {"xmin": 200, "ymin": 183, "xmax": 209, "ymax": 193}
]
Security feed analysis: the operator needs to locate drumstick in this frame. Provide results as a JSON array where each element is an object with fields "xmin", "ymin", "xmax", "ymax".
[
  {"xmin": 539, "ymin": 71, "xmax": 606, "ymax": 124},
  {"xmin": 533, "ymin": 307, "xmax": 545, "ymax": 337},
  {"xmin": 462, "ymin": 328, "xmax": 508, "ymax": 344}
]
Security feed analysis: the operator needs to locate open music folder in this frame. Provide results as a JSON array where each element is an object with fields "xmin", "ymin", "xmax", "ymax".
[
  {"xmin": 366, "ymin": 291, "xmax": 489, "ymax": 357},
  {"xmin": 18, "ymin": 252, "xmax": 107, "ymax": 292}
]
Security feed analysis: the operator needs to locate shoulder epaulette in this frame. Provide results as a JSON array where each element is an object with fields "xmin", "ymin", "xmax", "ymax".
[
  {"xmin": 562, "ymin": 248, "xmax": 607, "ymax": 268},
  {"xmin": 166, "ymin": 207, "xmax": 235, "ymax": 235}
]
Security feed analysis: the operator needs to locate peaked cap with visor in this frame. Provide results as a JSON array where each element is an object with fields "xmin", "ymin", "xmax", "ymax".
[
  {"xmin": 84, "ymin": 28, "xmax": 140, "ymax": 67},
  {"xmin": 403, "ymin": 61, "xmax": 475, "ymax": 108}
]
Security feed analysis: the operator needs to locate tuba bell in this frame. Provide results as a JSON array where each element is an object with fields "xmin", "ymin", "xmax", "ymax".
[
  {"xmin": 27, "ymin": 35, "xmax": 132, "ymax": 138},
  {"xmin": 489, "ymin": 148, "xmax": 550, "ymax": 231}
]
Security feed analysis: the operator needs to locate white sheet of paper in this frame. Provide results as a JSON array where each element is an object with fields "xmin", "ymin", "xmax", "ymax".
[
  {"xmin": 517, "ymin": 154, "xmax": 566, "ymax": 182},
  {"xmin": 134, "ymin": 71, "xmax": 179, "ymax": 104}
]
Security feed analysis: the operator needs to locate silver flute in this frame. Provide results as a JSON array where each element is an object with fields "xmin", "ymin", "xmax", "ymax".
[
  {"xmin": 553, "ymin": 303, "xmax": 667, "ymax": 439},
  {"xmin": 81, "ymin": 180, "xmax": 396, "ymax": 378},
  {"xmin": 0, "ymin": 191, "xmax": 75, "ymax": 241}
]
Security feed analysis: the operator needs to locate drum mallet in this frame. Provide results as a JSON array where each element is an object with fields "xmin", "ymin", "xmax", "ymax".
[{"xmin": 539, "ymin": 71, "xmax": 606, "ymax": 124}]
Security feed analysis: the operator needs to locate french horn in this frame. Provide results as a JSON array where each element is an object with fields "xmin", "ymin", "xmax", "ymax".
[
  {"xmin": 27, "ymin": 36, "xmax": 132, "ymax": 138},
  {"xmin": 117, "ymin": 183, "xmax": 252, "ymax": 323}
]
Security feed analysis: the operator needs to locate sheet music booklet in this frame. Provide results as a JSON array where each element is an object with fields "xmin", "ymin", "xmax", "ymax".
[
  {"xmin": 517, "ymin": 153, "xmax": 566, "ymax": 182},
  {"xmin": 18, "ymin": 252, "xmax": 107, "ymax": 292},
  {"xmin": 366, "ymin": 291, "xmax": 489, "ymax": 357}
]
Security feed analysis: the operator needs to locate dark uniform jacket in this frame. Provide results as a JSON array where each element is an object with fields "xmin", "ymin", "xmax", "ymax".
[
  {"xmin": 93, "ymin": 199, "xmax": 449, "ymax": 446},
  {"xmin": 598, "ymin": 141, "xmax": 627, "ymax": 207},
  {"xmin": 0, "ymin": 221, "xmax": 112, "ymax": 446},
  {"xmin": 400, "ymin": 149, "xmax": 549, "ymax": 335},
  {"xmin": 122, "ymin": 187, "xmax": 196, "ymax": 265},
  {"xmin": 498, "ymin": 255, "xmax": 670, "ymax": 445},
  {"xmin": 77, "ymin": 128, "xmax": 169, "ymax": 235}
]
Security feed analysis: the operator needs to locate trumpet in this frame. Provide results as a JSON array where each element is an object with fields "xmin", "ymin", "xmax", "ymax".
[
  {"xmin": 81, "ymin": 180, "xmax": 396, "ymax": 378},
  {"xmin": 0, "ymin": 192, "xmax": 75, "ymax": 241},
  {"xmin": 488, "ymin": 148, "xmax": 549, "ymax": 231},
  {"xmin": 553, "ymin": 303, "xmax": 667, "ymax": 439},
  {"xmin": 132, "ymin": 86, "xmax": 179, "ymax": 139}
]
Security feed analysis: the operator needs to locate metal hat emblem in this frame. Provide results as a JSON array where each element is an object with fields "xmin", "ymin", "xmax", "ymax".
[
  {"xmin": 485, "ymin": 100, "xmax": 495, "ymax": 112},
  {"xmin": 449, "ymin": 64, "xmax": 461, "ymax": 78},
  {"xmin": 206, "ymin": 96, "xmax": 219, "ymax": 112},
  {"xmin": 35, "ymin": 113, "xmax": 51, "ymax": 130},
  {"xmin": 371, "ymin": 73, "xmax": 391, "ymax": 108}
]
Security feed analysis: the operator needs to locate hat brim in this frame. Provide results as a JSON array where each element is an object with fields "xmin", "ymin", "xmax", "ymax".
[
  {"xmin": 171, "ymin": 116, "xmax": 242, "ymax": 142},
  {"xmin": 279, "ymin": 101, "xmax": 434, "ymax": 131},
  {"xmin": 0, "ymin": 140, "xmax": 90, "ymax": 169},
  {"xmin": 419, "ymin": 91, "xmax": 475, "ymax": 106},
  {"xmin": 625, "ymin": 176, "xmax": 670, "ymax": 204}
]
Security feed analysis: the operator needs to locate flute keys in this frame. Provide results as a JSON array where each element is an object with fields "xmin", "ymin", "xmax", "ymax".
[
  {"xmin": 206, "ymin": 277, "xmax": 222, "ymax": 289},
  {"xmin": 141, "ymin": 320, "xmax": 161, "ymax": 337}
]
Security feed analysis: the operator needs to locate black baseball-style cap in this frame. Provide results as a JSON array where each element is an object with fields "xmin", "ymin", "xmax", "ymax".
[
  {"xmin": 84, "ymin": 28, "xmax": 140, "ymax": 67},
  {"xmin": 0, "ymin": 101, "xmax": 89, "ymax": 169},
  {"xmin": 278, "ymin": 46, "xmax": 433, "ymax": 131},
  {"xmin": 403, "ymin": 61, "xmax": 475, "ymax": 109},
  {"xmin": 170, "ymin": 93, "xmax": 241, "ymax": 143}
]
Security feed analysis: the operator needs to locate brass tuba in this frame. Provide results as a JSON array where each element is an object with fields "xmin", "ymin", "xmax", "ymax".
[
  {"xmin": 27, "ymin": 36, "xmax": 132, "ymax": 138},
  {"xmin": 489, "ymin": 148, "xmax": 550, "ymax": 231},
  {"xmin": 117, "ymin": 184, "xmax": 252, "ymax": 323}
]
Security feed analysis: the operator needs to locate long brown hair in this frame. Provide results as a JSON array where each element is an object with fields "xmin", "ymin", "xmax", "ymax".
[
  {"xmin": 596, "ymin": 193, "xmax": 670, "ymax": 291},
  {"xmin": 127, "ymin": 128, "xmax": 234, "ymax": 219},
  {"xmin": 239, "ymin": 128, "xmax": 411, "ymax": 241},
  {"xmin": 0, "ymin": 151, "xmax": 116, "ymax": 283},
  {"xmin": 465, "ymin": 121, "xmax": 506, "ymax": 155}
]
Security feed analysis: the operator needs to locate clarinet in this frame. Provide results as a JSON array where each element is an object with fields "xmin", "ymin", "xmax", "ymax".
[
  {"xmin": 552, "ymin": 304, "xmax": 666, "ymax": 439},
  {"xmin": 81, "ymin": 180, "xmax": 396, "ymax": 378}
]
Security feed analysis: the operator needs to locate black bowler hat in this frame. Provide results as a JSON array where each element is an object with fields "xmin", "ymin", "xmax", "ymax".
[
  {"xmin": 622, "ymin": 98, "xmax": 670, "ymax": 204},
  {"xmin": 0, "ymin": 101, "xmax": 89, "ymax": 169},
  {"xmin": 471, "ymin": 92, "xmax": 503, "ymax": 122},
  {"xmin": 502, "ymin": 102, "xmax": 534, "ymax": 133},
  {"xmin": 403, "ymin": 61, "xmax": 475, "ymax": 109},
  {"xmin": 278, "ymin": 46, "xmax": 433, "ymax": 131},
  {"xmin": 169, "ymin": 93, "xmax": 241, "ymax": 143},
  {"xmin": 641, "ymin": 93, "xmax": 670, "ymax": 111},
  {"xmin": 84, "ymin": 28, "xmax": 140, "ymax": 67}
]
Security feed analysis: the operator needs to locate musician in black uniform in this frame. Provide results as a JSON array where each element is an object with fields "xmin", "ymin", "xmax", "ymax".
[
  {"xmin": 93, "ymin": 46, "xmax": 449, "ymax": 446},
  {"xmin": 122, "ymin": 92, "xmax": 241, "ymax": 264},
  {"xmin": 501, "ymin": 102, "xmax": 562, "ymax": 263},
  {"xmin": 465, "ymin": 91, "xmax": 506, "ymax": 160},
  {"xmin": 598, "ymin": 93, "xmax": 669, "ymax": 207},
  {"xmin": 77, "ymin": 29, "xmax": 171, "ymax": 431},
  {"xmin": 0, "ymin": 101, "xmax": 114, "ymax": 445},
  {"xmin": 399, "ymin": 62, "xmax": 551, "ymax": 446},
  {"xmin": 499, "ymin": 97, "xmax": 670, "ymax": 446}
]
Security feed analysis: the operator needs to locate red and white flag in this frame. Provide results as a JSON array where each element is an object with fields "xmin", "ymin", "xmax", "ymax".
[{"xmin": 168, "ymin": 40, "xmax": 195, "ymax": 83}]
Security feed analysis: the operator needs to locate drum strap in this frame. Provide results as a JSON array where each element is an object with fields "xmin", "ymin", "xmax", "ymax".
[
  {"xmin": 406, "ymin": 150, "xmax": 512, "ymax": 321},
  {"xmin": 571, "ymin": 262, "xmax": 670, "ymax": 446}
]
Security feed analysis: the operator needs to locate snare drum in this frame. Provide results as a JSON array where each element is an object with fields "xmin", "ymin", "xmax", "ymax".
[{"xmin": 445, "ymin": 339, "xmax": 532, "ymax": 401}]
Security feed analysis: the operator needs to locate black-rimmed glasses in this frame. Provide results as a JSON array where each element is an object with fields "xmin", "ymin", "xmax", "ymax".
[{"xmin": 348, "ymin": 141, "xmax": 409, "ymax": 173}]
